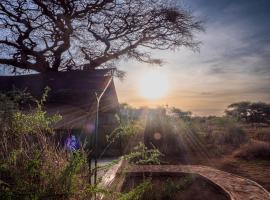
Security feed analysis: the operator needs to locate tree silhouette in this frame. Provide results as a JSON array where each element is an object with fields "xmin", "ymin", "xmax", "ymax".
[
  {"xmin": 225, "ymin": 102, "xmax": 270, "ymax": 124},
  {"xmin": 171, "ymin": 107, "xmax": 192, "ymax": 120},
  {"xmin": 0, "ymin": 0, "xmax": 203, "ymax": 73}
]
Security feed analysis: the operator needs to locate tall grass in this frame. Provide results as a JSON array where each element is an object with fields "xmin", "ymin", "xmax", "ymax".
[
  {"xmin": 0, "ymin": 90, "xmax": 91, "ymax": 200},
  {"xmin": 0, "ymin": 90, "xmax": 163, "ymax": 200},
  {"xmin": 255, "ymin": 129, "xmax": 270, "ymax": 143},
  {"xmin": 236, "ymin": 142, "xmax": 270, "ymax": 160}
]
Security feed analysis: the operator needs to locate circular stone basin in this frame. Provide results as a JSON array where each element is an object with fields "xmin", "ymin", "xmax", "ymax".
[{"xmin": 121, "ymin": 172, "xmax": 230, "ymax": 200}]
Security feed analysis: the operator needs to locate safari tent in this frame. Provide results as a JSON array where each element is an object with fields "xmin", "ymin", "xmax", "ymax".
[{"xmin": 0, "ymin": 69, "xmax": 120, "ymax": 155}]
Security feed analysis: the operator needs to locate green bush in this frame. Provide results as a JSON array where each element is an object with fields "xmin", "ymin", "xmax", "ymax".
[
  {"xmin": 123, "ymin": 142, "xmax": 163, "ymax": 165},
  {"xmin": 0, "ymin": 89, "xmax": 161, "ymax": 200},
  {"xmin": 0, "ymin": 89, "xmax": 90, "ymax": 200}
]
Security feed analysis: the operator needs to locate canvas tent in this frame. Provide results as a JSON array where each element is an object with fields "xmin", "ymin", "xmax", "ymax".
[
  {"xmin": 0, "ymin": 70, "xmax": 120, "ymax": 155},
  {"xmin": 0, "ymin": 69, "xmax": 119, "ymax": 127}
]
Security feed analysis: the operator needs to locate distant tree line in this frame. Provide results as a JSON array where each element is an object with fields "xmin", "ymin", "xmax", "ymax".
[
  {"xmin": 119, "ymin": 101, "xmax": 270, "ymax": 125},
  {"xmin": 119, "ymin": 103, "xmax": 192, "ymax": 121}
]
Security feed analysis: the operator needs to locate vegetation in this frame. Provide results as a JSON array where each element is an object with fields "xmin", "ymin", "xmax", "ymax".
[
  {"xmin": 225, "ymin": 101, "xmax": 270, "ymax": 125},
  {"xmin": 1, "ymin": 90, "xmax": 270, "ymax": 199},
  {"xmin": 236, "ymin": 142, "xmax": 270, "ymax": 161},
  {"xmin": 0, "ymin": 0, "xmax": 202, "ymax": 73},
  {"xmin": 0, "ymin": 90, "xmax": 161, "ymax": 199},
  {"xmin": 170, "ymin": 107, "xmax": 192, "ymax": 120},
  {"xmin": 215, "ymin": 125, "xmax": 248, "ymax": 147},
  {"xmin": 0, "ymin": 89, "xmax": 89, "ymax": 199},
  {"xmin": 161, "ymin": 176, "xmax": 193, "ymax": 199},
  {"xmin": 119, "ymin": 180, "xmax": 152, "ymax": 200},
  {"xmin": 123, "ymin": 142, "xmax": 163, "ymax": 165},
  {"xmin": 122, "ymin": 174, "xmax": 229, "ymax": 200},
  {"xmin": 255, "ymin": 129, "xmax": 270, "ymax": 143}
]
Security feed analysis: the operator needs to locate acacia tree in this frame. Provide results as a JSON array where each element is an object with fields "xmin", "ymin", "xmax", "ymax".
[
  {"xmin": 0, "ymin": 0, "xmax": 203, "ymax": 73},
  {"xmin": 171, "ymin": 107, "xmax": 192, "ymax": 120},
  {"xmin": 225, "ymin": 102, "xmax": 270, "ymax": 124}
]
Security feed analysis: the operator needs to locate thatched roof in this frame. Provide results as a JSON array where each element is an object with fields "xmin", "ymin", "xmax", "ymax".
[{"xmin": 0, "ymin": 70, "xmax": 119, "ymax": 129}]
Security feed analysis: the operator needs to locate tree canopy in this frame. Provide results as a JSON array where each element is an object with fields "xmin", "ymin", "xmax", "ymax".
[
  {"xmin": 170, "ymin": 107, "xmax": 192, "ymax": 120},
  {"xmin": 0, "ymin": 0, "xmax": 203, "ymax": 73},
  {"xmin": 225, "ymin": 101, "xmax": 270, "ymax": 124}
]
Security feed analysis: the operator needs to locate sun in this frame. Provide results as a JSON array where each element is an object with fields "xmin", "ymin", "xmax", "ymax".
[{"xmin": 138, "ymin": 70, "xmax": 169, "ymax": 100}]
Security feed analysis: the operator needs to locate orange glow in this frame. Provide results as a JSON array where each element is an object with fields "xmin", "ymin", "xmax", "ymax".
[{"xmin": 137, "ymin": 70, "xmax": 169, "ymax": 100}]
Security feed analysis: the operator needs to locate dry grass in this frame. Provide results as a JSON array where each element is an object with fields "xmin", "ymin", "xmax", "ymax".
[
  {"xmin": 255, "ymin": 129, "xmax": 270, "ymax": 143},
  {"xmin": 235, "ymin": 141, "xmax": 270, "ymax": 160},
  {"xmin": 0, "ymin": 90, "xmax": 91, "ymax": 200},
  {"xmin": 215, "ymin": 126, "xmax": 248, "ymax": 147}
]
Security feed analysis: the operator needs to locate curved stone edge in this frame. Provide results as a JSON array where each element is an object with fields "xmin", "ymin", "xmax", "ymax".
[
  {"xmin": 129, "ymin": 165, "xmax": 270, "ymax": 200},
  {"xmin": 181, "ymin": 167, "xmax": 235, "ymax": 200},
  {"xmin": 188, "ymin": 165, "xmax": 270, "ymax": 200},
  {"xmin": 99, "ymin": 159, "xmax": 124, "ymax": 188},
  {"xmin": 182, "ymin": 165, "xmax": 270, "ymax": 200},
  {"xmin": 98, "ymin": 162, "xmax": 270, "ymax": 200},
  {"xmin": 98, "ymin": 159, "xmax": 125, "ymax": 200}
]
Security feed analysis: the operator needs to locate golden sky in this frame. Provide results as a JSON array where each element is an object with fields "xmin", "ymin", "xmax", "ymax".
[{"xmin": 113, "ymin": 0, "xmax": 270, "ymax": 116}]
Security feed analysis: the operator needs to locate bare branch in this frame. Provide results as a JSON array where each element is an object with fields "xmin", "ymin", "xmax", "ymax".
[{"xmin": 0, "ymin": 0, "xmax": 203, "ymax": 73}]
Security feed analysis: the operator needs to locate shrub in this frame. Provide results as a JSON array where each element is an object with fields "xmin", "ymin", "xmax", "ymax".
[
  {"xmin": 0, "ymin": 89, "xmax": 90, "ymax": 200},
  {"xmin": 208, "ymin": 116, "xmax": 236, "ymax": 127},
  {"xmin": 255, "ymin": 130, "xmax": 270, "ymax": 143},
  {"xmin": 144, "ymin": 114, "xmax": 204, "ymax": 157},
  {"xmin": 216, "ymin": 126, "xmax": 248, "ymax": 147},
  {"xmin": 0, "ymin": 89, "xmax": 169, "ymax": 199},
  {"xmin": 123, "ymin": 142, "xmax": 163, "ymax": 165},
  {"xmin": 236, "ymin": 142, "xmax": 270, "ymax": 160}
]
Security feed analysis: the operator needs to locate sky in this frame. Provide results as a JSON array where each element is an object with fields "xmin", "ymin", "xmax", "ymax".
[{"xmin": 115, "ymin": 0, "xmax": 270, "ymax": 116}]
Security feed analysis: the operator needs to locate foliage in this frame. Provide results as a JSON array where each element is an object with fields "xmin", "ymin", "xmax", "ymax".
[
  {"xmin": 144, "ymin": 111, "xmax": 207, "ymax": 156},
  {"xmin": 225, "ymin": 101, "xmax": 270, "ymax": 124},
  {"xmin": 0, "ymin": 89, "xmax": 90, "ymax": 200},
  {"xmin": 58, "ymin": 152, "xmax": 87, "ymax": 195},
  {"xmin": 10, "ymin": 106, "xmax": 61, "ymax": 135},
  {"xmin": 161, "ymin": 176, "xmax": 193, "ymax": 199},
  {"xmin": 106, "ymin": 120, "xmax": 142, "ymax": 144},
  {"xmin": 119, "ymin": 103, "xmax": 143, "ymax": 121},
  {"xmin": 0, "ymin": 89, "xmax": 162, "ymax": 200},
  {"xmin": 0, "ymin": 0, "xmax": 203, "ymax": 73},
  {"xmin": 119, "ymin": 180, "xmax": 152, "ymax": 200},
  {"xmin": 205, "ymin": 116, "xmax": 237, "ymax": 127},
  {"xmin": 85, "ymin": 184, "xmax": 120, "ymax": 199},
  {"xmin": 123, "ymin": 142, "xmax": 163, "ymax": 165},
  {"xmin": 216, "ymin": 125, "xmax": 248, "ymax": 147},
  {"xmin": 0, "ymin": 89, "xmax": 34, "ymax": 128},
  {"xmin": 170, "ymin": 107, "xmax": 192, "ymax": 120}
]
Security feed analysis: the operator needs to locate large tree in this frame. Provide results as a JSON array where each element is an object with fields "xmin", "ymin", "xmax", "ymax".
[
  {"xmin": 0, "ymin": 0, "xmax": 203, "ymax": 73},
  {"xmin": 225, "ymin": 102, "xmax": 270, "ymax": 124}
]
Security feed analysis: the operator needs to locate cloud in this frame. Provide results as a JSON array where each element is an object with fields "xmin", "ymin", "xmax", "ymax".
[
  {"xmin": 193, "ymin": 0, "xmax": 270, "ymax": 77},
  {"xmin": 116, "ymin": 0, "xmax": 270, "ymax": 115}
]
